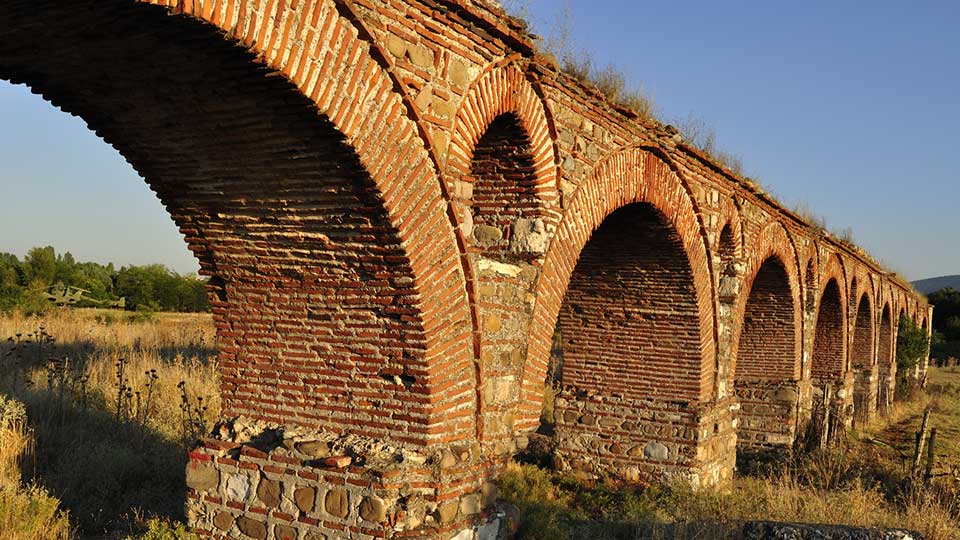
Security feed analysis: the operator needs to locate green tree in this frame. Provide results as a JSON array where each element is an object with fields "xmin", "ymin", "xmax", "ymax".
[
  {"xmin": 24, "ymin": 246, "xmax": 57, "ymax": 286},
  {"xmin": 895, "ymin": 316, "xmax": 930, "ymax": 396}
]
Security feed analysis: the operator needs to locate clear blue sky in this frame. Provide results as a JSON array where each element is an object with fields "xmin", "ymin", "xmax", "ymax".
[{"xmin": 1, "ymin": 0, "xmax": 957, "ymax": 279}]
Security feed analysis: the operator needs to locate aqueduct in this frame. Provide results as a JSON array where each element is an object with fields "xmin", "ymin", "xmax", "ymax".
[{"xmin": 1, "ymin": 0, "xmax": 933, "ymax": 538}]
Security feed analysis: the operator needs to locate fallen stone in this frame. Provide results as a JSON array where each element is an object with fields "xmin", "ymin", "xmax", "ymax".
[{"xmin": 742, "ymin": 521, "xmax": 922, "ymax": 540}]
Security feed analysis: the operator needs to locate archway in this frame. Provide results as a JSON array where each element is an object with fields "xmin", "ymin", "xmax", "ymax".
[
  {"xmin": 850, "ymin": 293, "xmax": 876, "ymax": 422},
  {"xmin": 877, "ymin": 303, "xmax": 894, "ymax": 412},
  {"xmin": 734, "ymin": 256, "xmax": 799, "ymax": 455},
  {"xmin": 554, "ymin": 202, "xmax": 703, "ymax": 475},
  {"xmin": 469, "ymin": 112, "xmax": 544, "ymax": 260},
  {"xmin": 1, "ymin": 0, "xmax": 476, "ymax": 445},
  {"xmin": 810, "ymin": 277, "xmax": 847, "ymax": 436},
  {"xmin": 812, "ymin": 279, "xmax": 846, "ymax": 383}
]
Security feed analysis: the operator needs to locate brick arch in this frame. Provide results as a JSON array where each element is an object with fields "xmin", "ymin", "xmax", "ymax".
[
  {"xmin": 715, "ymin": 197, "xmax": 745, "ymax": 261},
  {"xmin": 849, "ymin": 266, "xmax": 877, "ymax": 346},
  {"xmin": 811, "ymin": 254, "xmax": 848, "ymax": 383},
  {"xmin": 850, "ymin": 275, "xmax": 875, "ymax": 419},
  {"xmin": 1, "ymin": 0, "xmax": 477, "ymax": 443},
  {"xmin": 801, "ymin": 242, "xmax": 820, "ymax": 312},
  {"xmin": 730, "ymin": 221, "xmax": 803, "ymax": 378},
  {"xmin": 878, "ymin": 302, "xmax": 895, "ymax": 368},
  {"xmin": 445, "ymin": 63, "xmax": 559, "ymax": 240},
  {"xmin": 876, "ymin": 301, "xmax": 895, "ymax": 409},
  {"xmin": 518, "ymin": 147, "xmax": 715, "ymax": 429}
]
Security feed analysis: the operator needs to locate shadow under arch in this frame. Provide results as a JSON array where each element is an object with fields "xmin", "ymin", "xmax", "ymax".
[
  {"xmin": 0, "ymin": 0, "xmax": 475, "ymax": 444},
  {"xmin": 519, "ymin": 147, "xmax": 731, "ymax": 486},
  {"xmin": 850, "ymin": 285, "xmax": 876, "ymax": 423},
  {"xmin": 729, "ymin": 221, "xmax": 802, "ymax": 459}
]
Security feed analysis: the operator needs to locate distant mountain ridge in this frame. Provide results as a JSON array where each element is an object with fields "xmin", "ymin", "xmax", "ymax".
[{"xmin": 912, "ymin": 275, "xmax": 960, "ymax": 295}]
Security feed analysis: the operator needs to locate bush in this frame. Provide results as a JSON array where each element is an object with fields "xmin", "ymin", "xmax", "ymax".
[
  {"xmin": 0, "ymin": 484, "xmax": 73, "ymax": 540},
  {"xmin": 125, "ymin": 518, "xmax": 197, "ymax": 540},
  {"xmin": 896, "ymin": 317, "xmax": 930, "ymax": 397}
]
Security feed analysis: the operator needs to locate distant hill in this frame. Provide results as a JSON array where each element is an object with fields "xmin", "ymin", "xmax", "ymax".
[{"xmin": 913, "ymin": 275, "xmax": 960, "ymax": 295}]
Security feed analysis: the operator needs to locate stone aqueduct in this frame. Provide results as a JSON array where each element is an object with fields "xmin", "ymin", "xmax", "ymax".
[{"xmin": 2, "ymin": 0, "xmax": 933, "ymax": 539}]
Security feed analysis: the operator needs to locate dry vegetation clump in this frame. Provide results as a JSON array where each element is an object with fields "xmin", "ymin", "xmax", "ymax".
[
  {"xmin": 0, "ymin": 308, "xmax": 218, "ymax": 537},
  {"xmin": 0, "ymin": 395, "xmax": 73, "ymax": 540}
]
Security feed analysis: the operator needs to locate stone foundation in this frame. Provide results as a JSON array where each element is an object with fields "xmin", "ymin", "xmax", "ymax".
[
  {"xmin": 553, "ymin": 392, "xmax": 736, "ymax": 488},
  {"xmin": 185, "ymin": 420, "xmax": 503, "ymax": 540},
  {"xmin": 853, "ymin": 365, "xmax": 879, "ymax": 423},
  {"xmin": 735, "ymin": 379, "xmax": 799, "ymax": 453}
]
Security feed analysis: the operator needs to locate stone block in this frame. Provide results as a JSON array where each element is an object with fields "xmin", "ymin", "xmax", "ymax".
[
  {"xmin": 185, "ymin": 464, "xmax": 219, "ymax": 492},
  {"xmin": 359, "ymin": 496, "xmax": 387, "ymax": 523},
  {"xmin": 236, "ymin": 516, "xmax": 267, "ymax": 540},
  {"xmin": 295, "ymin": 487, "xmax": 317, "ymax": 514},
  {"xmin": 213, "ymin": 511, "xmax": 234, "ymax": 532},
  {"xmin": 257, "ymin": 477, "xmax": 282, "ymax": 508},
  {"xmin": 324, "ymin": 489, "xmax": 348, "ymax": 518}
]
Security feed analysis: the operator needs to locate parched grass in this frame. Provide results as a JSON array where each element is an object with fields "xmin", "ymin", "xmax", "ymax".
[
  {"xmin": 0, "ymin": 308, "xmax": 219, "ymax": 536},
  {"xmin": 0, "ymin": 484, "xmax": 73, "ymax": 540},
  {"xmin": 0, "ymin": 398, "xmax": 72, "ymax": 540},
  {"xmin": 506, "ymin": 369, "xmax": 960, "ymax": 540}
]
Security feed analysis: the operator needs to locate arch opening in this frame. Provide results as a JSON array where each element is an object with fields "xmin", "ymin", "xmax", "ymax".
[
  {"xmin": 812, "ymin": 278, "xmax": 846, "ymax": 385},
  {"xmin": 469, "ymin": 112, "xmax": 543, "ymax": 260},
  {"xmin": 552, "ymin": 202, "xmax": 704, "ymax": 476},
  {"xmin": 877, "ymin": 303, "xmax": 894, "ymax": 412},
  {"xmin": 851, "ymin": 294, "xmax": 875, "ymax": 422},
  {"xmin": 557, "ymin": 203, "xmax": 701, "ymax": 401},
  {"xmin": 718, "ymin": 224, "xmax": 737, "ymax": 277},
  {"xmin": 0, "ymin": 0, "xmax": 450, "ymax": 444},
  {"xmin": 734, "ymin": 256, "xmax": 798, "ymax": 455}
]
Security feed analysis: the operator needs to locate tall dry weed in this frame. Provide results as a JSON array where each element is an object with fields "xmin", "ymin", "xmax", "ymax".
[{"xmin": 0, "ymin": 308, "xmax": 219, "ymax": 533}]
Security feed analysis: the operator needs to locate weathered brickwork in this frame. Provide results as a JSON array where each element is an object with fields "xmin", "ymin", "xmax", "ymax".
[
  {"xmin": 1, "ymin": 0, "xmax": 931, "ymax": 538},
  {"xmin": 735, "ymin": 257, "xmax": 800, "ymax": 452},
  {"xmin": 851, "ymin": 291, "xmax": 877, "ymax": 422}
]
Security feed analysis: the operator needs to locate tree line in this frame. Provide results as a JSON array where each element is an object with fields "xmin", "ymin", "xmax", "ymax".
[
  {"xmin": 0, "ymin": 246, "xmax": 209, "ymax": 314},
  {"xmin": 928, "ymin": 288, "xmax": 960, "ymax": 362}
]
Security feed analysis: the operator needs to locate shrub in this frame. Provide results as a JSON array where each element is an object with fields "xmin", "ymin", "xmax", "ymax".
[
  {"xmin": 896, "ymin": 317, "xmax": 930, "ymax": 397},
  {"xmin": 125, "ymin": 517, "xmax": 197, "ymax": 540}
]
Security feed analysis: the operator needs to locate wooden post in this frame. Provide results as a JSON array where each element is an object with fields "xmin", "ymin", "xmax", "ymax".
[
  {"xmin": 912, "ymin": 407, "xmax": 931, "ymax": 475},
  {"xmin": 924, "ymin": 428, "xmax": 937, "ymax": 485},
  {"xmin": 819, "ymin": 384, "xmax": 832, "ymax": 450}
]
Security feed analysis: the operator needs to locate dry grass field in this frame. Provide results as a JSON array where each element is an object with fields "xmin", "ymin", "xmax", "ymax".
[
  {"xmin": 1, "ymin": 308, "xmax": 958, "ymax": 539},
  {"xmin": 0, "ymin": 308, "xmax": 218, "ymax": 539},
  {"xmin": 501, "ymin": 379, "xmax": 960, "ymax": 540}
]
